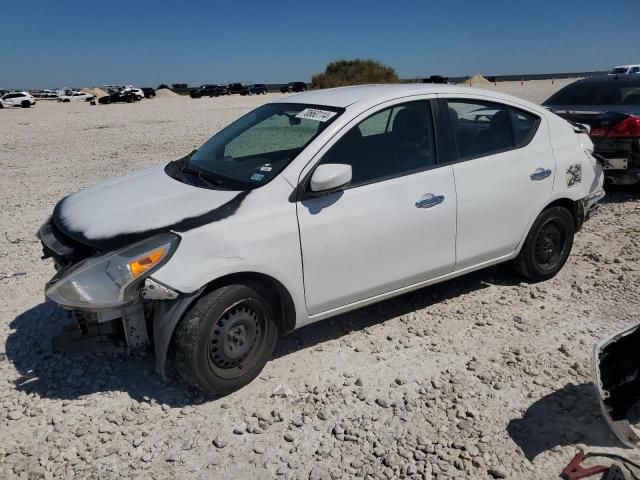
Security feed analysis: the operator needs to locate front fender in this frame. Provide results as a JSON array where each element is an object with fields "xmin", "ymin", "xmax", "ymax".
[{"xmin": 152, "ymin": 291, "xmax": 202, "ymax": 380}]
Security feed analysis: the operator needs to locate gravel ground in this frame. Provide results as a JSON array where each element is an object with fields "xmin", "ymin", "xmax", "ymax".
[{"xmin": 1, "ymin": 84, "xmax": 640, "ymax": 479}]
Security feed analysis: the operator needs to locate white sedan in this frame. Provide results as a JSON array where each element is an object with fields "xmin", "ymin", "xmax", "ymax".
[
  {"xmin": 58, "ymin": 91, "xmax": 95, "ymax": 103},
  {"xmin": 0, "ymin": 91, "xmax": 36, "ymax": 108},
  {"xmin": 38, "ymin": 84, "xmax": 604, "ymax": 394}
]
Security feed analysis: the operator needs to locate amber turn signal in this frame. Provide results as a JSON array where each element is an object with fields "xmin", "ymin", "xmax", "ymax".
[{"xmin": 128, "ymin": 247, "xmax": 167, "ymax": 278}]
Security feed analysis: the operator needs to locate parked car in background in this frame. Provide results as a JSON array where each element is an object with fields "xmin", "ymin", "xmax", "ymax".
[
  {"xmin": 141, "ymin": 88, "xmax": 156, "ymax": 99},
  {"xmin": 241, "ymin": 83, "xmax": 267, "ymax": 95},
  {"xmin": 609, "ymin": 65, "xmax": 640, "ymax": 75},
  {"xmin": 58, "ymin": 91, "xmax": 95, "ymax": 103},
  {"xmin": 98, "ymin": 90, "xmax": 139, "ymax": 104},
  {"xmin": 35, "ymin": 89, "xmax": 60, "ymax": 99},
  {"xmin": 281, "ymin": 82, "xmax": 307, "ymax": 93},
  {"xmin": 543, "ymin": 75, "xmax": 640, "ymax": 186},
  {"xmin": 124, "ymin": 87, "xmax": 144, "ymax": 100},
  {"xmin": 227, "ymin": 83, "xmax": 243, "ymax": 94},
  {"xmin": 190, "ymin": 84, "xmax": 228, "ymax": 98},
  {"xmin": 38, "ymin": 84, "xmax": 604, "ymax": 395},
  {"xmin": 0, "ymin": 91, "xmax": 36, "ymax": 108}
]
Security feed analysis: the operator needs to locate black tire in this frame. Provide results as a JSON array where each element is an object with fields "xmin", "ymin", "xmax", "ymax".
[
  {"xmin": 174, "ymin": 284, "xmax": 279, "ymax": 395},
  {"xmin": 63, "ymin": 99, "xmax": 70, "ymax": 103},
  {"xmin": 513, "ymin": 206, "xmax": 574, "ymax": 281},
  {"xmin": 21, "ymin": 100, "xmax": 31, "ymax": 108}
]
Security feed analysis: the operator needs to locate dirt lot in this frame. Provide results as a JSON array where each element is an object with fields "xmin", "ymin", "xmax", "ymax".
[{"xmin": 1, "ymin": 83, "xmax": 640, "ymax": 479}]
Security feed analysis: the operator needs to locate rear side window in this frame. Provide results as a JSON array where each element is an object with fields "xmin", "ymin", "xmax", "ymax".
[
  {"xmin": 447, "ymin": 100, "xmax": 539, "ymax": 160},
  {"xmin": 512, "ymin": 110, "xmax": 539, "ymax": 147}
]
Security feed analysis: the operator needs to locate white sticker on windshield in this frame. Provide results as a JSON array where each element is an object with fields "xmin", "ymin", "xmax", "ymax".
[{"xmin": 295, "ymin": 108, "xmax": 337, "ymax": 122}]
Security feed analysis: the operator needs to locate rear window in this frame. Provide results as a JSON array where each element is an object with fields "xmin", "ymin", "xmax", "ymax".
[{"xmin": 545, "ymin": 81, "xmax": 640, "ymax": 106}]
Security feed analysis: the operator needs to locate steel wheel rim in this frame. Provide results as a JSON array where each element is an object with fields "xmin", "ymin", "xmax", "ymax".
[
  {"xmin": 533, "ymin": 220, "xmax": 565, "ymax": 270},
  {"xmin": 207, "ymin": 300, "xmax": 267, "ymax": 380}
]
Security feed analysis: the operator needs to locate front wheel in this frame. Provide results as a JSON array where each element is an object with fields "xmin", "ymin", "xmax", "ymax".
[
  {"xmin": 174, "ymin": 284, "xmax": 279, "ymax": 395},
  {"xmin": 513, "ymin": 206, "xmax": 574, "ymax": 281}
]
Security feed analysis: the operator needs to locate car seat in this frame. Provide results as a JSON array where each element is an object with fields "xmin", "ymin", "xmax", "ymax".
[
  {"xmin": 473, "ymin": 110, "xmax": 514, "ymax": 155},
  {"xmin": 391, "ymin": 108, "xmax": 433, "ymax": 173}
]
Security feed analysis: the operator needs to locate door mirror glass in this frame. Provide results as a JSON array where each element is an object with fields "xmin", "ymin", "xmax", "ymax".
[{"xmin": 310, "ymin": 164, "xmax": 352, "ymax": 193}]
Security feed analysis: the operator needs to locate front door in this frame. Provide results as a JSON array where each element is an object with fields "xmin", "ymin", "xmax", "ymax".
[{"xmin": 297, "ymin": 99, "xmax": 457, "ymax": 315}]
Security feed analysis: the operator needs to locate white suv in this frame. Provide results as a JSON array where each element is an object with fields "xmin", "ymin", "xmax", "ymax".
[
  {"xmin": 38, "ymin": 84, "xmax": 605, "ymax": 394},
  {"xmin": 609, "ymin": 64, "xmax": 640, "ymax": 75},
  {"xmin": 0, "ymin": 91, "xmax": 36, "ymax": 108}
]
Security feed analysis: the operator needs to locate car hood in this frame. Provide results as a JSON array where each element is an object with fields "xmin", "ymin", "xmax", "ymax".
[{"xmin": 53, "ymin": 165, "xmax": 248, "ymax": 250}]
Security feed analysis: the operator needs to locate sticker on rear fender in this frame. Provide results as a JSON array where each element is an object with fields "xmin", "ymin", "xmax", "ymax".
[
  {"xmin": 295, "ymin": 108, "xmax": 337, "ymax": 122},
  {"xmin": 567, "ymin": 164, "xmax": 582, "ymax": 187}
]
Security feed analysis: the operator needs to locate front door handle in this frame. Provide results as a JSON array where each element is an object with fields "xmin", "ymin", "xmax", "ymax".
[
  {"xmin": 530, "ymin": 168, "xmax": 552, "ymax": 181},
  {"xmin": 415, "ymin": 194, "xmax": 445, "ymax": 209}
]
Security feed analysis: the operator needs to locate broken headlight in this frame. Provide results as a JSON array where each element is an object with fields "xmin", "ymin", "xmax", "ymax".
[{"xmin": 45, "ymin": 233, "xmax": 179, "ymax": 310}]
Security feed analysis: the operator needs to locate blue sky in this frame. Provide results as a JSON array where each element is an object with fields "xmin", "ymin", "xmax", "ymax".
[{"xmin": 1, "ymin": 0, "xmax": 638, "ymax": 88}]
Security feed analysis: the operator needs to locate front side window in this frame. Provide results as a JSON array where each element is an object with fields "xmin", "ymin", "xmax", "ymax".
[
  {"xmin": 187, "ymin": 103, "xmax": 342, "ymax": 189},
  {"xmin": 318, "ymin": 100, "xmax": 436, "ymax": 187}
]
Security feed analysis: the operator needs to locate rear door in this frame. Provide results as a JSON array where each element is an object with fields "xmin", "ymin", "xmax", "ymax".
[
  {"xmin": 442, "ymin": 97, "xmax": 554, "ymax": 269},
  {"xmin": 297, "ymin": 98, "xmax": 457, "ymax": 315}
]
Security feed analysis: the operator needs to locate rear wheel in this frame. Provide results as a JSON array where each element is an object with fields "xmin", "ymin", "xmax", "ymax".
[
  {"xmin": 513, "ymin": 206, "xmax": 574, "ymax": 281},
  {"xmin": 175, "ymin": 284, "xmax": 279, "ymax": 395},
  {"xmin": 21, "ymin": 100, "xmax": 31, "ymax": 108}
]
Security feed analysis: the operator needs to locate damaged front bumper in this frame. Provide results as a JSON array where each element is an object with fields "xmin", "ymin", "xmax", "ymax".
[
  {"xmin": 48, "ymin": 279, "xmax": 200, "ymax": 380},
  {"xmin": 38, "ymin": 218, "xmax": 198, "ymax": 378},
  {"xmin": 593, "ymin": 322, "xmax": 640, "ymax": 447}
]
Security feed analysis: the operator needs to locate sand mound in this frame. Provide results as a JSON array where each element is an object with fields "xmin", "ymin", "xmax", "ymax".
[
  {"xmin": 461, "ymin": 74, "xmax": 491, "ymax": 85},
  {"xmin": 155, "ymin": 88, "xmax": 180, "ymax": 98},
  {"xmin": 80, "ymin": 87, "xmax": 107, "ymax": 98}
]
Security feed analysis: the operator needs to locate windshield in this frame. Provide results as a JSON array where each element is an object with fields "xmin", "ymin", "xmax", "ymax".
[
  {"xmin": 545, "ymin": 81, "xmax": 640, "ymax": 106},
  {"xmin": 186, "ymin": 103, "xmax": 343, "ymax": 189},
  {"xmin": 610, "ymin": 67, "xmax": 629, "ymax": 74}
]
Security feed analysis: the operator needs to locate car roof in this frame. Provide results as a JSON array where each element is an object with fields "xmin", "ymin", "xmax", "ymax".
[
  {"xmin": 613, "ymin": 65, "xmax": 639, "ymax": 68},
  {"xmin": 571, "ymin": 74, "xmax": 640, "ymax": 84},
  {"xmin": 271, "ymin": 83, "xmax": 539, "ymax": 109}
]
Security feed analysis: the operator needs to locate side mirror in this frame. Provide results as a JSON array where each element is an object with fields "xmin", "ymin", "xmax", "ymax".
[{"xmin": 310, "ymin": 164, "xmax": 352, "ymax": 193}]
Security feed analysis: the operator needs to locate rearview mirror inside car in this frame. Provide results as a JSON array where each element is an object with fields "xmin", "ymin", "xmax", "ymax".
[{"xmin": 310, "ymin": 164, "xmax": 352, "ymax": 193}]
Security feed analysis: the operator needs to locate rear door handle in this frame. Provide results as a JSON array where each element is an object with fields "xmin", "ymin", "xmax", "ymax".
[
  {"xmin": 530, "ymin": 168, "xmax": 552, "ymax": 181},
  {"xmin": 415, "ymin": 194, "xmax": 445, "ymax": 209}
]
